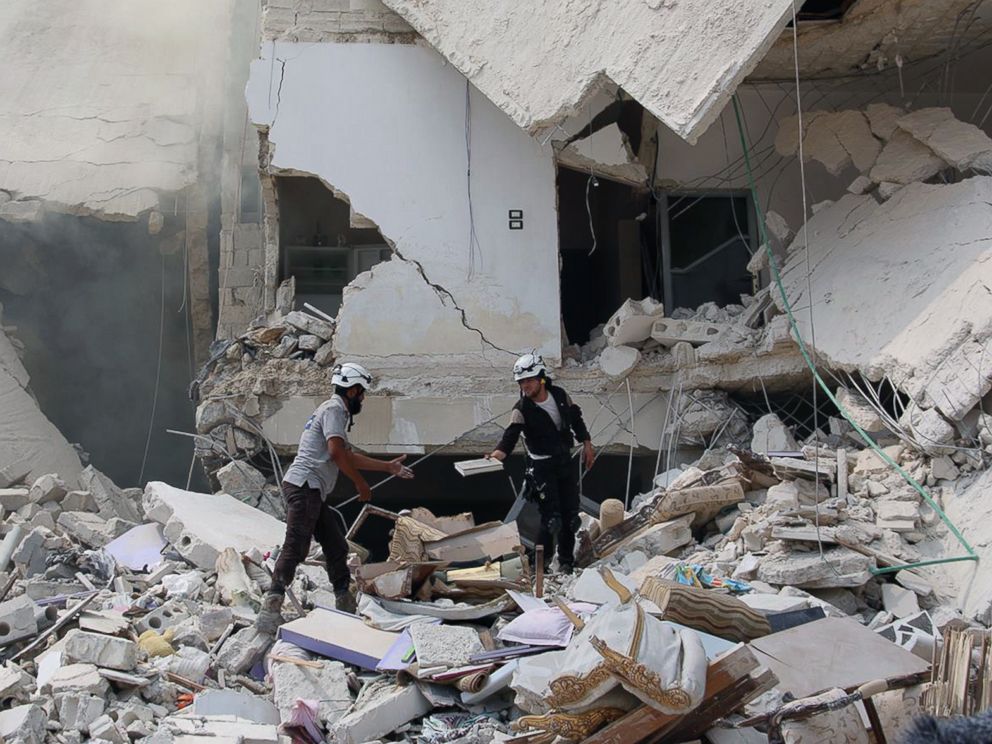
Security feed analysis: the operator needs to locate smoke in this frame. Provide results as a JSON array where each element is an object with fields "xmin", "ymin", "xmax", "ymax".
[{"xmin": 0, "ymin": 0, "xmax": 263, "ymax": 489}]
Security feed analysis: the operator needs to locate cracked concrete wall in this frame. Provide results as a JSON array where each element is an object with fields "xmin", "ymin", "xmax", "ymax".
[
  {"xmin": 262, "ymin": 0, "xmax": 414, "ymax": 42},
  {"xmin": 0, "ymin": 0, "xmax": 233, "ymax": 220},
  {"xmin": 380, "ymin": 0, "xmax": 794, "ymax": 144},
  {"xmin": 247, "ymin": 41, "xmax": 561, "ymax": 367}
]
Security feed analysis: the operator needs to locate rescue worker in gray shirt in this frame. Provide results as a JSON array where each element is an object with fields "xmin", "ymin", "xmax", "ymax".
[{"xmin": 255, "ymin": 362, "xmax": 413, "ymax": 634}]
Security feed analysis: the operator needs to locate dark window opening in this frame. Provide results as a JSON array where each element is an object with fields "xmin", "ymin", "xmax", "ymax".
[
  {"xmin": 795, "ymin": 0, "xmax": 858, "ymax": 22},
  {"xmin": 556, "ymin": 168, "xmax": 655, "ymax": 345},
  {"xmin": 276, "ymin": 176, "xmax": 390, "ymax": 319},
  {"xmin": 658, "ymin": 192, "xmax": 755, "ymax": 313}
]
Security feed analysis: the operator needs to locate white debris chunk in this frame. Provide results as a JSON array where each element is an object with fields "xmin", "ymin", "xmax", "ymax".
[
  {"xmin": 750, "ymin": 413, "xmax": 799, "ymax": 454},
  {"xmin": 597, "ymin": 344, "xmax": 641, "ymax": 379},
  {"xmin": 869, "ymin": 131, "xmax": 946, "ymax": 184},
  {"xmin": 896, "ymin": 107, "xmax": 992, "ymax": 173}
]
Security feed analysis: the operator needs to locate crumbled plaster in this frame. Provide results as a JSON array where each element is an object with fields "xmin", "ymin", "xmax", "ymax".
[
  {"xmin": 246, "ymin": 41, "xmax": 562, "ymax": 367},
  {"xmin": 381, "ymin": 0, "xmax": 795, "ymax": 143},
  {"xmin": 262, "ymin": 0, "xmax": 415, "ymax": 43},
  {"xmin": 557, "ymin": 123, "xmax": 649, "ymax": 186},
  {"xmin": 774, "ymin": 177, "xmax": 992, "ymax": 419},
  {"xmin": 753, "ymin": 0, "xmax": 987, "ymax": 79},
  {"xmin": 0, "ymin": 0, "xmax": 230, "ymax": 219}
]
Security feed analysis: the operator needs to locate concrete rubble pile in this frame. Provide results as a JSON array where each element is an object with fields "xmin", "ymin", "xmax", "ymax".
[{"xmin": 0, "ymin": 385, "xmax": 982, "ymax": 744}]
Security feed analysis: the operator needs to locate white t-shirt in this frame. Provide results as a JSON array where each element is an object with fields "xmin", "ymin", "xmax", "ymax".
[
  {"xmin": 283, "ymin": 395, "xmax": 351, "ymax": 499},
  {"xmin": 527, "ymin": 394, "xmax": 563, "ymax": 461}
]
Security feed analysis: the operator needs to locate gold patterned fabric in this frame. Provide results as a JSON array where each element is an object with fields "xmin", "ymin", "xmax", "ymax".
[{"xmin": 514, "ymin": 707, "xmax": 628, "ymax": 742}]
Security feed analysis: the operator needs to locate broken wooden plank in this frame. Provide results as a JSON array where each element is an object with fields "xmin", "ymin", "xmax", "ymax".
[{"xmin": 425, "ymin": 521, "xmax": 521, "ymax": 562}]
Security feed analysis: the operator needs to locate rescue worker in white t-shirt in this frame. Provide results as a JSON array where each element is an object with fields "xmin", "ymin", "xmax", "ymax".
[
  {"xmin": 255, "ymin": 362, "xmax": 413, "ymax": 634},
  {"xmin": 488, "ymin": 354, "xmax": 594, "ymax": 574}
]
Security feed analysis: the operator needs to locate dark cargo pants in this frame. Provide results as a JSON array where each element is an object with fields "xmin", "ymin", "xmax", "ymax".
[
  {"xmin": 527, "ymin": 456, "xmax": 580, "ymax": 569},
  {"xmin": 271, "ymin": 482, "xmax": 350, "ymax": 594}
]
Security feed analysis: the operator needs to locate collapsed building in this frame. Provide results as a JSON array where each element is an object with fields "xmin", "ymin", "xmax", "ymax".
[{"xmin": 3, "ymin": 0, "xmax": 992, "ymax": 742}]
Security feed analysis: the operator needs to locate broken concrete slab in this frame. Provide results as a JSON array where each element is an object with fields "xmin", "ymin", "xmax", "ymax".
[
  {"xmin": 191, "ymin": 689, "xmax": 280, "ymax": 724},
  {"xmin": 57, "ymin": 511, "xmax": 113, "ymax": 548},
  {"xmin": 598, "ymin": 344, "xmax": 641, "ymax": 379},
  {"xmin": 63, "ymin": 629, "xmax": 137, "ymax": 671},
  {"xmin": 143, "ymin": 482, "xmax": 285, "ymax": 570},
  {"xmin": 423, "ymin": 521, "xmax": 520, "ymax": 563},
  {"xmin": 80, "ymin": 466, "xmax": 141, "ymax": 524},
  {"xmin": 603, "ymin": 297, "xmax": 665, "ymax": 347},
  {"xmin": 836, "ymin": 387, "xmax": 885, "ymax": 433},
  {"xmin": 756, "ymin": 548, "xmax": 874, "ymax": 588},
  {"xmin": 216, "ymin": 461, "xmax": 267, "ymax": 506},
  {"xmin": 0, "ymin": 703, "xmax": 46, "ymax": 744},
  {"xmin": 45, "ymin": 663, "xmax": 110, "ymax": 697},
  {"xmin": 558, "ymin": 123, "xmax": 649, "ymax": 186},
  {"xmin": 869, "ymin": 130, "xmax": 947, "ymax": 184},
  {"xmin": 330, "ymin": 680, "xmax": 432, "ymax": 744},
  {"xmin": 270, "ymin": 657, "xmax": 351, "ymax": 727},
  {"xmin": 11, "ymin": 527, "xmax": 47, "ymax": 578},
  {"xmin": 56, "ymin": 693, "xmax": 106, "ymax": 734},
  {"xmin": 896, "ymin": 107, "xmax": 992, "ymax": 173},
  {"xmin": 409, "ymin": 623, "xmax": 484, "ymax": 672},
  {"xmin": 284, "ymin": 310, "xmax": 334, "ymax": 341},
  {"xmin": 750, "ymin": 413, "xmax": 799, "ymax": 454},
  {"xmin": 27, "ymin": 474, "xmax": 65, "ymax": 505},
  {"xmin": 609, "ymin": 514, "xmax": 693, "ymax": 558}
]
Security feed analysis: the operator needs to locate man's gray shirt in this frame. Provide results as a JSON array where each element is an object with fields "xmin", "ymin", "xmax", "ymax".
[{"xmin": 283, "ymin": 395, "xmax": 350, "ymax": 499}]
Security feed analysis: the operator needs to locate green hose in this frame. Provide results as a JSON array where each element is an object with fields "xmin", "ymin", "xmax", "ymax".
[{"xmin": 730, "ymin": 95, "xmax": 977, "ymax": 575}]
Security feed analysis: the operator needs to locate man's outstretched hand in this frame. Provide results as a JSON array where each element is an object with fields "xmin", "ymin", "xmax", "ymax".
[{"xmin": 388, "ymin": 454, "xmax": 414, "ymax": 479}]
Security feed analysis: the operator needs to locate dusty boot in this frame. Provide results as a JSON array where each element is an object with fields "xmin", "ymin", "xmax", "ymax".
[
  {"xmin": 254, "ymin": 590, "xmax": 285, "ymax": 635},
  {"xmin": 335, "ymin": 590, "xmax": 357, "ymax": 614}
]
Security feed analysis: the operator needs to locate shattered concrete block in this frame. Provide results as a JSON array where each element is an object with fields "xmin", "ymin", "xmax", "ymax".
[
  {"xmin": 27, "ymin": 474, "xmax": 66, "ymax": 505},
  {"xmin": 57, "ymin": 511, "xmax": 113, "ymax": 548},
  {"xmin": 603, "ymin": 297, "xmax": 665, "ymax": 347},
  {"xmin": 198, "ymin": 606, "xmax": 234, "ymax": 643},
  {"xmin": 869, "ymin": 131, "xmax": 946, "ymax": 185},
  {"xmin": 314, "ymin": 341, "xmax": 335, "ymax": 366},
  {"xmin": 900, "ymin": 405, "xmax": 955, "ymax": 455},
  {"xmin": 284, "ymin": 310, "xmax": 335, "ymax": 341},
  {"xmin": 614, "ymin": 515, "xmax": 693, "ymax": 557},
  {"xmin": 217, "ymin": 626, "xmax": 272, "ymax": 674},
  {"xmin": 270, "ymin": 658, "xmax": 351, "ymax": 726},
  {"xmin": 930, "ymin": 456, "xmax": 959, "ymax": 481},
  {"xmin": 330, "ymin": 682, "xmax": 432, "ymax": 744},
  {"xmin": 765, "ymin": 209, "xmax": 794, "ymax": 245},
  {"xmin": 650, "ymin": 318, "xmax": 727, "ymax": 347},
  {"xmin": 597, "ymin": 344, "xmax": 640, "ymax": 379},
  {"xmin": 61, "ymin": 491, "xmax": 97, "ymax": 512},
  {"xmin": 750, "ymin": 413, "xmax": 799, "ymax": 455},
  {"xmin": 765, "ymin": 482, "xmax": 799, "ymax": 511},
  {"xmin": 270, "ymin": 334, "xmax": 299, "ymax": 358},
  {"xmin": 46, "ymin": 664, "xmax": 109, "ymax": 697},
  {"xmin": 216, "ymin": 461, "xmax": 267, "ymax": 506},
  {"xmin": 924, "ymin": 340, "xmax": 992, "ymax": 422},
  {"xmin": 875, "ymin": 500, "xmax": 918, "ymax": 524},
  {"xmin": 297, "ymin": 334, "xmax": 322, "ymax": 352},
  {"xmin": 80, "ymin": 466, "xmax": 142, "ymax": 523},
  {"xmin": 0, "ymin": 663, "xmax": 34, "ymax": 705},
  {"xmin": 134, "ymin": 600, "xmax": 191, "ymax": 635},
  {"xmin": 756, "ymin": 548, "xmax": 873, "ymax": 588},
  {"xmin": 89, "ymin": 713, "xmax": 127, "ymax": 744},
  {"xmin": 0, "ymin": 596, "xmax": 38, "ymax": 646},
  {"xmin": 896, "ymin": 107, "xmax": 992, "ymax": 173},
  {"xmin": 835, "ymin": 387, "xmax": 884, "ymax": 432},
  {"xmin": 0, "ymin": 703, "xmax": 47, "ymax": 744},
  {"xmin": 63, "ymin": 630, "xmax": 137, "ymax": 671},
  {"xmin": 0, "ymin": 488, "xmax": 29, "ymax": 512},
  {"xmin": 746, "ymin": 244, "xmax": 769, "ymax": 275},
  {"xmin": 877, "ymin": 181, "xmax": 902, "ymax": 200},
  {"xmin": 56, "ymin": 693, "xmax": 106, "ymax": 733},
  {"xmin": 410, "ymin": 623, "xmax": 484, "ymax": 670},
  {"xmin": 866, "ymin": 103, "xmax": 904, "ymax": 140},
  {"xmin": 11, "ymin": 528, "xmax": 47, "ymax": 578}
]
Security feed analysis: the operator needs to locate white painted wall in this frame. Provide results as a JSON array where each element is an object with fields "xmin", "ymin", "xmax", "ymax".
[{"xmin": 247, "ymin": 42, "xmax": 562, "ymax": 366}]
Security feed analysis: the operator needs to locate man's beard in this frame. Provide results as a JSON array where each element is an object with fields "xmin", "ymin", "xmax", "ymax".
[{"xmin": 347, "ymin": 396, "xmax": 363, "ymax": 416}]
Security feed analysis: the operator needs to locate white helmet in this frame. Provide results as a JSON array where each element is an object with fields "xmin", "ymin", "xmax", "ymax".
[
  {"xmin": 331, "ymin": 362, "xmax": 373, "ymax": 390},
  {"xmin": 513, "ymin": 353, "xmax": 546, "ymax": 382}
]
